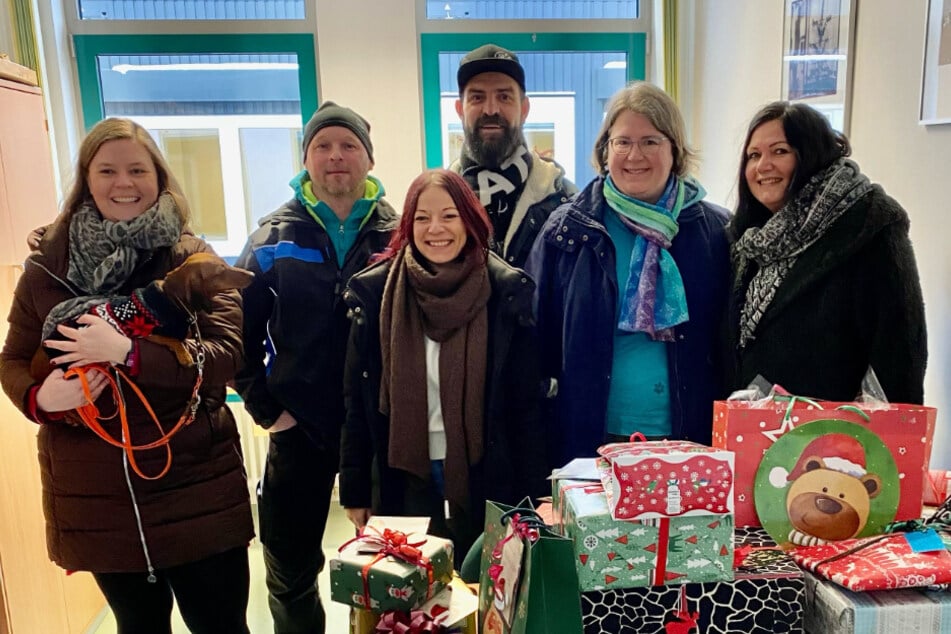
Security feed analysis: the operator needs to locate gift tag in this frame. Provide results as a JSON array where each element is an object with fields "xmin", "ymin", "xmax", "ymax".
[{"xmin": 905, "ymin": 528, "xmax": 946, "ymax": 553}]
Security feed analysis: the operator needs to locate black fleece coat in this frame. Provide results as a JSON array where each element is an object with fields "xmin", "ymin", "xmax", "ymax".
[
  {"xmin": 724, "ymin": 185, "xmax": 927, "ymax": 404},
  {"xmin": 339, "ymin": 252, "xmax": 547, "ymax": 529}
]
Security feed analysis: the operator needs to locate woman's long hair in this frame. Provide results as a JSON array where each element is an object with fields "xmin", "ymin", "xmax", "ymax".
[
  {"xmin": 61, "ymin": 117, "xmax": 191, "ymax": 226},
  {"xmin": 379, "ymin": 168, "xmax": 492, "ymax": 263},
  {"xmin": 732, "ymin": 102, "xmax": 850, "ymax": 239}
]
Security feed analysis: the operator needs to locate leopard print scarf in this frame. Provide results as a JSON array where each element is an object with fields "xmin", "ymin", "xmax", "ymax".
[{"xmin": 42, "ymin": 192, "xmax": 182, "ymax": 339}]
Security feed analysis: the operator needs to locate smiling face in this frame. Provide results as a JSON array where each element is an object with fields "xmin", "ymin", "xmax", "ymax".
[
  {"xmin": 744, "ymin": 118, "xmax": 798, "ymax": 213},
  {"xmin": 304, "ymin": 126, "xmax": 373, "ymax": 202},
  {"xmin": 87, "ymin": 138, "xmax": 160, "ymax": 222},
  {"xmin": 455, "ymin": 72, "xmax": 530, "ymax": 168},
  {"xmin": 412, "ymin": 185, "xmax": 468, "ymax": 265},
  {"xmin": 606, "ymin": 110, "xmax": 674, "ymax": 204}
]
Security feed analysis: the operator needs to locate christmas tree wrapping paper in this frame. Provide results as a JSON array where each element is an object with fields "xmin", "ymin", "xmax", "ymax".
[
  {"xmin": 553, "ymin": 477, "xmax": 734, "ymax": 591},
  {"xmin": 597, "ymin": 440, "xmax": 735, "ymax": 520},
  {"xmin": 329, "ymin": 529, "xmax": 454, "ymax": 613},
  {"xmin": 581, "ymin": 527, "xmax": 805, "ymax": 634}
]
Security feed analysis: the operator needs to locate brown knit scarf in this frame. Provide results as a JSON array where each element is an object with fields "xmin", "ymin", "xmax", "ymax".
[{"xmin": 379, "ymin": 246, "xmax": 490, "ymax": 512}]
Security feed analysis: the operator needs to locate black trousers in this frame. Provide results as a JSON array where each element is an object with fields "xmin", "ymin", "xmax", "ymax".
[
  {"xmin": 259, "ymin": 425, "xmax": 338, "ymax": 634},
  {"xmin": 93, "ymin": 546, "xmax": 250, "ymax": 634}
]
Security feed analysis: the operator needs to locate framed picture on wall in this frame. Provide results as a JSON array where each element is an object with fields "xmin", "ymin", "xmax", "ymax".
[
  {"xmin": 781, "ymin": 0, "xmax": 856, "ymax": 134},
  {"xmin": 920, "ymin": 0, "xmax": 951, "ymax": 124}
]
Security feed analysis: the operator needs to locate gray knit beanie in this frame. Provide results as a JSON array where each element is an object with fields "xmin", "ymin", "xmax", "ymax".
[{"xmin": 301, "ymin": 101, "xmax": 374, "ymax": 161}]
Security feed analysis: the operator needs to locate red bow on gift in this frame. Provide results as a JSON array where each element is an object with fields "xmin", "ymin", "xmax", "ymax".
[
  {"xmin": 375, "ymin": 606, "xmax": 461, "ymax": 634},
  {"xmin": 338, "ymin": 527, "xmax": 436, "ymax": 609}
]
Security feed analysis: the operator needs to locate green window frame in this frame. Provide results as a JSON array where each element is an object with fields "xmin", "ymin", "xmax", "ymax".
[
  {"xmin": 73, "ymin": 33, "xmax": 318, "ymax": 131},
  {"xmin": 420, "ymin": 32, "xmax": 646, "ymax": 168}
]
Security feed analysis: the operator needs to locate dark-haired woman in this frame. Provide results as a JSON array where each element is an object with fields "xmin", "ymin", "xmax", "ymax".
[
  {"xmin": 339, "ymin": 169, "xmax": 545, "ymax": 560},
  {"xmin": 725, "ymin": 101, "xmax": 926, "ymax": 403}
]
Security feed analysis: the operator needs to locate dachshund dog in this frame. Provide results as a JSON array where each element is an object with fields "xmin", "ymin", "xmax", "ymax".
[{"xmin": 32, "ymin": 253, "xmax": 253, "ymax": 379}]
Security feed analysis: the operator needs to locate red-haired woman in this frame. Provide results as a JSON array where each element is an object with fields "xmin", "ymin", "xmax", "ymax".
[{"xmin": 339, "ymin": 169, "xmax": 545, "ymax": 560}]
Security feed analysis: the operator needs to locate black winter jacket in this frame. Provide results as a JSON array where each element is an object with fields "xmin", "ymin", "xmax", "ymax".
[
  {"xmin": 339, "ymin": 252, "xmax": 547, "ymax": 527},
  {"xmin": 234, "ymin": 197, "xmax": 398, "ymax": 451},
  {"xmin": 724, "ymin": 185, "xmax": 927, "ymax": 404}
]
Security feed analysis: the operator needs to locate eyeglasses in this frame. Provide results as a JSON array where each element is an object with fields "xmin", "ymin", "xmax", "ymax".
[{"xmin": 608, "ymin": 136, "xmax": 669, "ymax": 156}]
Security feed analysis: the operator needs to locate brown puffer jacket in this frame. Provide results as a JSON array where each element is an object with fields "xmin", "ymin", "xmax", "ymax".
[{"xmin": 0, "ymin": 217, "xmax": 254, "ymax": 573}]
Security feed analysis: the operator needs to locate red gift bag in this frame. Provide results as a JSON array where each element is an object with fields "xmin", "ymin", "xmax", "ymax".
[{"xmin": 712, "ymin": 396, "xmax": 936, "ymax": 529}]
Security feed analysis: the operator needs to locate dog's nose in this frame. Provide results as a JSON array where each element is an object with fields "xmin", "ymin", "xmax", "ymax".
[{"xmin": 815, "ymin": 496, "xmax": 843, "ymax": 515}]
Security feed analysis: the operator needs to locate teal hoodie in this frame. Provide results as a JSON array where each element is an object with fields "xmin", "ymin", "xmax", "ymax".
[{"xmin": 289, "ymin": 170, "xmax": 385, "ymax": 267}]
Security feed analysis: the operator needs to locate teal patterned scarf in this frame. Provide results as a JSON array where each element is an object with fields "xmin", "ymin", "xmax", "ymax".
[{"xmin": 604, "ymin": 175, "xmax": 689, "ymax": 342}]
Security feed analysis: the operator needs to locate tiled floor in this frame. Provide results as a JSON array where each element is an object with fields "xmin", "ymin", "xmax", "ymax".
[{"xmin": 89, "ymin": 504, "xmax": 355, "ymax": 633}]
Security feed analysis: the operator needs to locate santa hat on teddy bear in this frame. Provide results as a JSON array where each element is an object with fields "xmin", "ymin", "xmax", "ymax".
[{"xmin": 769, "ymin": 433, "xmax": 868, "ymax": 487}]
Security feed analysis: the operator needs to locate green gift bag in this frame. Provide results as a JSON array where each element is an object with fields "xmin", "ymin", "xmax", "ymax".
[{"xmin": 478, "ymin": 499, "xmax": 583, "ymax": 634}]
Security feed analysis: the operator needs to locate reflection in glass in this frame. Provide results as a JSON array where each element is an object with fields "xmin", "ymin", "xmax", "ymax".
[
  {"xmin": 94, "ymin": 52, "xmax": 303, "ymax": 256},
  {"xmin": 158, "ymin": 130, "xmax": 227, "ymax": 240}
]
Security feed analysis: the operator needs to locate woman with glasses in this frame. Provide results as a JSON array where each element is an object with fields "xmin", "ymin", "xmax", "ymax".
[
  {"xmin": 525, "ymin": 81, "xmax": 730, "ymax": 469},
  {"xmin": 725, "ymin": 102, "xmax": 926, "ymax": 403}
]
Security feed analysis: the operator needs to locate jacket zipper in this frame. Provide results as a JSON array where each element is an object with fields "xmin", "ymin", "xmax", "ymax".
[{"xmin": 115, "ymin": 374, "xmax": 158, "ymax": 582}]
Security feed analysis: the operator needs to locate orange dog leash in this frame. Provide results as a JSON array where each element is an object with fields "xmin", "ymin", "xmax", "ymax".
[{"xmin": 63, "ymin": 331, "xmax": 205, "ymax": 480}]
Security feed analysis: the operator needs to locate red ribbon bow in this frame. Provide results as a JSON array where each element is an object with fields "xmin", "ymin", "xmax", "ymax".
[{"xmin": 338, "ymin": 527, "xmax": 436, "ymax": 609}]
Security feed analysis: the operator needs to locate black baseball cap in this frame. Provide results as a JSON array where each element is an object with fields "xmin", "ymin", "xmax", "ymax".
[{"xmin": 457, "ymin": 44, "xmax": 526, "ymax": 94}]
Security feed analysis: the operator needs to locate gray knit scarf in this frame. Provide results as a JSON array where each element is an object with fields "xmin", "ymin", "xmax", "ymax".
[
  {"xmin": 733, "ymin": 159, "xmax": 872, "ymax": 348},
  {"xmin": 42, "ymin": 192, "xmax": 183, "ymax": 339}
]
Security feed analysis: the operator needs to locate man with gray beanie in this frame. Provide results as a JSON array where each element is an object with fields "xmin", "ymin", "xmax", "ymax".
[
  {"xmin": 451, "ymin": 43, "xmax": 576, "ymax": 268},
  {"xmin": 234, "ymin": 101, "xmax": 397, "ymax": 633}
]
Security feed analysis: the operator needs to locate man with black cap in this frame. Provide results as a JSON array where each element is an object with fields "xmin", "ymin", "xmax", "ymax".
[
  {"xmin": 452, "ymin": 43, "xmax": 576, "ymax": 268},
  {"xmin": 234, "ymin": 101, "xmax": 398, "ymax": 633}
]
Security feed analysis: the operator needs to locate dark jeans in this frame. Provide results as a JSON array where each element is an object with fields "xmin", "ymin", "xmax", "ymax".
[
  {"xmin": 259, "ymin": 425, "xmax": 338, "ymax": 634},
  {"xmin": 93, "ymin": 546, "xmax": 250, "ymax": 634},
  {"xmin": 401, "ymin": 464, "xmax": 479, "ymax": 569}
]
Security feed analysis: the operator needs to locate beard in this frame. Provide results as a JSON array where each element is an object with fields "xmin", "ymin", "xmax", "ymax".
[{"xmin": 464, "ymin": 115, "xmax": 526, "ymax": 169}]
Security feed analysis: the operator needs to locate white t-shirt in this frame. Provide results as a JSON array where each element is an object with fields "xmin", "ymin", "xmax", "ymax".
[{"xmin": 425, "ymin": 336, "xmax": 447, "ymax": 461}]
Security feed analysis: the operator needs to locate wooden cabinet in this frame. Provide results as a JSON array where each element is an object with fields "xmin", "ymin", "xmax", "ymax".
[
  {"xmin": 0, "ymin": 77, "xmax": 59, "ymax": 265},
  {"xmin": 0, "ymin": 77, "xmax": 105, "ymax": 633}
]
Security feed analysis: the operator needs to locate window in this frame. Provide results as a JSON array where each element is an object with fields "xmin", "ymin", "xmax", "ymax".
[
  {"xmin": 78, "ymin": 0, "xmax": 305, "ymax": 20},
  {"xmin": 425, "ymin": 0, "xmax": 638, "ymax": 20},
  {"xmin": 421, "ymin": 33, "xmax": 645, "ymax": 187},
  {"xmin": 74, "ymin": 35, "xmax": 317, "ymax": 256}
]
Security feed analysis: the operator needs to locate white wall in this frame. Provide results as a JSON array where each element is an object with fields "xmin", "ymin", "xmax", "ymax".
[
  {"xmin": 692, "ymin": 0, "xmax": 951, "ymax": 468},
  {"xmin": 315, "ymin": 0, "xmax": 425, "ymax": 211}
]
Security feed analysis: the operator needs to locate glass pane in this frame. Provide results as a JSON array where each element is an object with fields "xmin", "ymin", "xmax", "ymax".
[
  {"xmin": 95, "ymin": 52, "xmax": 303, "ymax": 256},
  {"xmin": 427, "ymin": 0, "xmax": 638, "ymax": 20},
  {"xmin": 240, "ymin": 128, "xmax": 302, "ymax": 231},
  {"xmin": 79, "ymin": 0, "xmax": 305, "ymax": 20},
  {"xmin": 439, "ymin": 50, "xmax": 627, "ymax": 186},
  {"xmin": 158, "ymin": 130, "xmax": 228, "ymax": 240}
]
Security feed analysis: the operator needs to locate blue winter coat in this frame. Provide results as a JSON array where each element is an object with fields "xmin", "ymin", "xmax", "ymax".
[{"xmin": 525, "ymin": 175, "xmax": 731, "ymax": 469}]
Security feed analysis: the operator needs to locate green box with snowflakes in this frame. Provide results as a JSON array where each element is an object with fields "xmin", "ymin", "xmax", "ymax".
[
  {"xmin": 553, "ymin": 478, "xmax": 734, "ymax": 592},
  {"xmin": 329, "ymin": 533, "xmax": 454, "ymax": 613}
]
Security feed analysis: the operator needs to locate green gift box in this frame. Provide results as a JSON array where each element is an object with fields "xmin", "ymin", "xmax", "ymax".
[
  {"xmin": 553, "ymin": 478, "xmax": 734, "ymax": 591},
  {"xmin": 329, "ymin": 531, "xmax": 454, "ymax": 613}
]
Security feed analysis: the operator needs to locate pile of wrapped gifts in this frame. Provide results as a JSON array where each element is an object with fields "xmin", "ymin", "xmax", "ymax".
[
  {"xmin": 329, "ymin": 517, "xmax": 478, "ymax": 633},
  {"xmin": 544, "ymin": 382, "xmax": 949, "ymax": 633}
]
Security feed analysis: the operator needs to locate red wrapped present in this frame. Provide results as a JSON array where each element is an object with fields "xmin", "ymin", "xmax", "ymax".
[
  {"xmin": 790, "ymin": 532, "xmax": 951, "ymax": 591},
  {"xmin": 597, "ymin": 440, "xmax": 734, "ymax": 520},
  {"xmin": 924, "ymin": 469, "xmax": 951, "ymax": 506}
]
